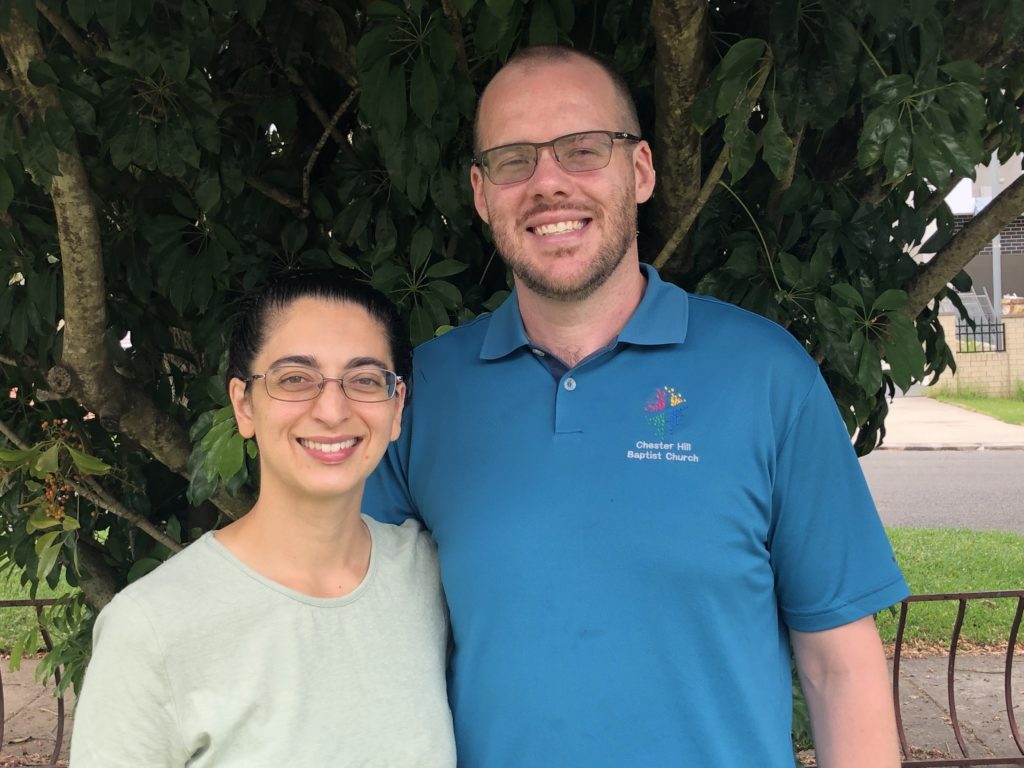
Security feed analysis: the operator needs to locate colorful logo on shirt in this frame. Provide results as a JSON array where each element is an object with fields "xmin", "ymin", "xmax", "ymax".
[{"xmin": 644, "ymin": 386, "xmax": 686, "ymax": 437}]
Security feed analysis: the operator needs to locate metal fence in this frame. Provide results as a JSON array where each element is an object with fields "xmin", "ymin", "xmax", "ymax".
[
  {"xmin": 893, "ymin": 590, "xmax": 1024, "ymax": 767},
  {"xmin": 0, "ymin": 598, "xmax": 66, "ymax": 767},
  {"xmin": 956, "ymin": 321, "xmax": 1007, "ymax": 353}
]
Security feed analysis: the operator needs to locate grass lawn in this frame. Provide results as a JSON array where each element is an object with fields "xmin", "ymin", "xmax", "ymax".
[
  {"xmin": 877, "ymin": 527, "xmax": 1024, "ymax": 646},
  {"xmin": 0, "ymin": 567, "xmax": 75, "ymax": 654},
  {"xmin": 927, "ymin": 390, "xmax": 1024, "ymax": 425}
]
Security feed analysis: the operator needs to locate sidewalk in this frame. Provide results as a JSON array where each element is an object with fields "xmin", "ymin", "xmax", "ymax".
[
  {"xmin": 880, "ymin": 394, "xmax": 1024, "ymax": 450},
  {"xmin": 1, "ymin": 656, "xmax": 71, "ymax": 766}
]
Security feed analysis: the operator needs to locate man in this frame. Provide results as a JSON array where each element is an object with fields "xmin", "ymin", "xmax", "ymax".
[{"xmin": 366, "ymin": 45, "xmax": 907, "ymax": 767}]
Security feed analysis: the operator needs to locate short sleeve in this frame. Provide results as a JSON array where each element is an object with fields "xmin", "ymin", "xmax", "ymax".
[
  {"xmin": 364, "ymin": 404, "xmax": 421, "ymax": 525},
  {"xmin": 70, "ymin": 594, "xmax": 188, "ymax": 767},
  {"xmin": 769, "ymin": 375, "xmax": 909, "ymax": 631}
]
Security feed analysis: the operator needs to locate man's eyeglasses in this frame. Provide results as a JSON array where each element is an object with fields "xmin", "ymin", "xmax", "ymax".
[
  {"xmin": 245, "ymin": 366, "xmax": 402, "ymax": 403},
  {"xmin": 473, "ymin": 130, "xmax": 641, "ymax": 185}
]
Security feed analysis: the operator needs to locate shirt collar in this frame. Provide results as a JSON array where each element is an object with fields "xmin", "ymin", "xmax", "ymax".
[{"xmin": 479, "ymin": 263, "xmax": 689, "ymax": 361}]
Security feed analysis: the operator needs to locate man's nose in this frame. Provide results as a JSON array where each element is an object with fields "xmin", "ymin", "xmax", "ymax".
[{"xmin": 528, "ymin": 146, "xmax": 573, "ymax": 194}]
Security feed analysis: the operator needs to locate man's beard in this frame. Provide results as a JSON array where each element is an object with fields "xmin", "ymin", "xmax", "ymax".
[{"xmin": 490, "ymin": 193, "xmax": 637, "ymax": 303}]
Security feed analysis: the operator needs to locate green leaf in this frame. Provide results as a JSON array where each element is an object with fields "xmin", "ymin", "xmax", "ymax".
[
  {"xmin": 26, "ymin": 508, "xmax": 61, "ymax": 533},
  {"xmin": 409, "ymin": 303, "xmax": 434, "ymax": 345},
  {"xmin": 0, "ymin": 448, "xmax": 40, "ymax": 466},
  {"xmin": 27, "ymin": 61, "xmax": 59, "ymax": 87},
  {"xmin": 67, "ymin": 446, "xmax": 111, "ymax": 475},
  {"xmin": 528, "ymin": 0, "xmax": 558, "ymax": 45},
  {"xmin": 109, "ymin": 123, "xmax": 138, "ymax": 170},
  {"xmin": 882, "ymin": 128, "xmax": 912, "ymax": 183},
  {"xmin": 44, "ymin": 108, "xmax": 76, "ymax": 154},
  {"xmin": 409, "ymin": 54, "xmax": 439, "ymax": 126},
  {"xmin": 857, "ymin": 105, "xmax": 899, "ymax": 169},
  {"xmin": 932, "ymin": 127, "xmax": 980, "ymax": 178},
  {"xmin": 34, "ymin": 444, "xmax": 60, "ymax": 474},
  {"xmin": 855, "ymin": 334, "xmax": 882, "ymax": 394},
  {"xmin": 238, "ymin": 0, "xmax": 266, "ymax": 24},
  {"xmin": 426, "ymin": 279, "xmax": 462, "ymax": 308},
  {"xmin": 62, "ymin": 515, "xmax": 81, "ymax": 531},
  {"xmin": 34, "ymin": 532, "xmax": 61, "ymax": 582},
  {"xmin": 911, "ymin": 131, "xmax": 951, "ymax": 186},
  {"xmin": 380, "ymin": 62, "xmax": 408, "ymax": 136},
  {"xmin": 410, "ymin": 227, "xmax": 433, "ymax": 272},
  {"xmin": 425, "ymin": 259, "xmax": 468, "ymax": 278},
  {"xmin": 691, "ymin": 81, "xmax": 721, "ymax": 134},
  {"xmin": 831, "ymin": 283, "xmax": 864, "ymax": 311},
  {"xmin": 866, "ymin": 74, "xmax": 913, "ymax": 104},
  {"xmin": 484, "ymin": 0, "xmax": 516, "ymax": 18},
  {"xmin": 761, "ymin": 110, "xmax": 794, "ymax": 180},
  {"xmin": 195, "ymin": 173, "xmax": 221, "ymax": 212},
  {"xmin": 880, "ymin": 313, "xmax": 925, "ymax": 392},
  {"xmin": 127, "ymin": 557, "xmax": 162, "ymax": 583},
  {"xmin": 0, "ymin": 165, "xmax": 13, "ymax": 212},
  {"xmin": 215, "ymin": 432, "xmax": 245, "ymax": 482},
  {"xmin": 870, "ymin": 289, "xmax": 908, "ymax": 314},
  {"xmin": 940, "ymin": 61, "xmax": 985, "ymax": 87},
  {"xmin": 717, "ymin": 39, "xmax": 766, "ymax": 80},
  {"xmin": 367, "ymin": 1, "xmax": 404, "ymax": 17},
  {"xmin": 66, "ymin": 0, "xmax": 95, "ymax": 28}
]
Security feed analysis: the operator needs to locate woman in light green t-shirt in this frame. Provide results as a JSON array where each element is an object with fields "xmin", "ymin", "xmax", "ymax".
[{"xmin": 71, "ymin": 272, "xmax": 455, "ymax": 767}]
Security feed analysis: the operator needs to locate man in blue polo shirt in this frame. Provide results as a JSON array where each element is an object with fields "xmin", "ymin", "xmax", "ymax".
[{"xmin": 365, "ymin": 44, "xmax": 906, "ymax": 767}]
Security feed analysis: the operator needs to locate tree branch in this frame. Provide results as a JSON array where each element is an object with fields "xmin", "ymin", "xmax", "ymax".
[
  {"xmin": 0, "ymin": 416, "xmax": 183, "ymax": 552},
  {"xmin": 35, "ymin": 0, "xmax": 95, "ymax": 63},
  {"xmin": 766, "ymin": 123, "xmax": 805, "ymax": 228},
  {"xmin": 1, "ymin": 9, "xmax": 250, "ymax": 523},
  {"xmin": 650, "ymin": 0, "xmax": 708, "ymax": 279},
  {"xmin": 244, "ymin": 174, "xmax": 309, "ymax": 218},
  {"xmin": 905, "ymin": 171, "xmax": 1024, "ymax": 314},
  {"xmin": 290, "ymin": 0, "xmax": 359, "ymax": 88},
  {"xmin": 441, "ymin": 0, "xmax": 471, "ymax": 81},
  {"xmin": 653, "ymin": 45, "xmax": 773, "ymax": 272},
  {"xmin": 303, "ymin": 89, "xmax": 357, "ymax": 208}
]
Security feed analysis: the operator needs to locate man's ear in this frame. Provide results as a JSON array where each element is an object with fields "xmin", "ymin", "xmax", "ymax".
[
  {"xmin": 632, "ymin": 140, "xmax": 656, "ymax": 204},
  {"xmin": 228, "ymin": 378, "xmax": 256, "ymax": 439},
  {"xmin": 470, "ymin": 164, "xmax": 491, "ymax": 225}
]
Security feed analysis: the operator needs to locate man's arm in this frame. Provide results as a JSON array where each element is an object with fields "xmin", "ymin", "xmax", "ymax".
[{"xmin": 790, "ymin": 615, "xmax": 900, "ymax": 768}]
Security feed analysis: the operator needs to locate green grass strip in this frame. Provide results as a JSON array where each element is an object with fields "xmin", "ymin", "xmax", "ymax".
[{"xmin": 878, "ymin": 528, "xmax": 1024, "ymax": 646}]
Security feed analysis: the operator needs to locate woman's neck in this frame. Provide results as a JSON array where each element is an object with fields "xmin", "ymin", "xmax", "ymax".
[{"xmin": 214, "ymin": 493, "xmax": 371, "ymax": 598}]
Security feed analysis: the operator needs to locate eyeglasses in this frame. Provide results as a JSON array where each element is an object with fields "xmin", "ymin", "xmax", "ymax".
[
  {"xmin": 245, "ymin": 366, "xmax": 403, "ymax": 403},
  {"xmin": 473, "ymin": 130, "xmax": 642, "ymax": 185}
]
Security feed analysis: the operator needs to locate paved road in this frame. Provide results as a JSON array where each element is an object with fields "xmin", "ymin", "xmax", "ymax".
[{"xmin": 860, "ymin": 450, "xmax": 1024, "ymax": 533}]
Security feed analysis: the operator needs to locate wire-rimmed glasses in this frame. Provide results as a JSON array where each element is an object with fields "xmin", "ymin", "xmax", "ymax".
[
  {"xmin": 245, "ymin": 366, "xmax": 402, "ymax": 403},
  {"xmin": 473, "ymin": 130, "xmax": 642, "ymax": 185}
]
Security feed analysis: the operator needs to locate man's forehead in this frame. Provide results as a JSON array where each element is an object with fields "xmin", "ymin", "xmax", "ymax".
[{"xmin": 476, "ymin": 58, "xmax": 621, "ymax": 146}]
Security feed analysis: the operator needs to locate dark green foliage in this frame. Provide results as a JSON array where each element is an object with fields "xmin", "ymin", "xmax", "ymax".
[{"xmin": 1, "ymin": 0, "xmax": 1023, "ymax": 694}]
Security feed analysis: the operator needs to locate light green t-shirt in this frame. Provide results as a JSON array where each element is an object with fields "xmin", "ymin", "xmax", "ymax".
[{"xmin": 71, "ymin": 517, "xmax": 455, "ymax": 767}]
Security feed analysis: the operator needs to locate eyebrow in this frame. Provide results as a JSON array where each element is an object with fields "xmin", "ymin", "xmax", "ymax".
[{"xmin": 266, "ymin": 355, "xmax": 391, "ymax": 370}]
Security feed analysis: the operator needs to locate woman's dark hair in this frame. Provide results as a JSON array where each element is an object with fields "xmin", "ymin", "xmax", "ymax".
[{"xmin": 226, "ymin": 270, "xmax": 412, "ymax": 391}]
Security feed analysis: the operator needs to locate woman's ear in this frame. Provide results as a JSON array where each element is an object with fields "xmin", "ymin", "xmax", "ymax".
[
  {"xmin": 228, "ymin": 378, "xmax": 257, "ymax": 439},
  {"xmin": 389, "ymin": 380, "xmax": 407, "ymax": 442}
]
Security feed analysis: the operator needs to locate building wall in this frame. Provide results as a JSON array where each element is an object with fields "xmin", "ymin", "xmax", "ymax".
[
  {"xmin": 953, "ymin": 214, "xmax": 1024, "ymax": 300},
  {"xmin": 934, "ymin": 314, "xmax": 1024, "ymax": 397}
]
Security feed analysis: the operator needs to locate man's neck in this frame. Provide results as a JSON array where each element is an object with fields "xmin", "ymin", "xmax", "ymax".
[{"xmin": 517, "ymin": 261, "xmax": 647, "ymax": 367}]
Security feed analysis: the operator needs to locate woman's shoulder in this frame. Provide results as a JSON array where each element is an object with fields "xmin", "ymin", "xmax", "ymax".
[
  {"xmin": 100, "ymin": 533, "xmax": 226, "ymax": 621},
  {"xmin": 364, "ymin": 516, "xmax": 438, "ymax": 573}
]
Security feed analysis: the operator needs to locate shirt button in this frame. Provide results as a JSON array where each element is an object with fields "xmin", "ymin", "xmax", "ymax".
[{"xmin": 563, "ymin": 377, "xmax": 577, "ymax": 391}]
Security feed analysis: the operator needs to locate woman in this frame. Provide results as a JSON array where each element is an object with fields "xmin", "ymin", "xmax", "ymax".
[{"xmin": 71, "ymin": 272, "xmax": 455, "ymax": 767}]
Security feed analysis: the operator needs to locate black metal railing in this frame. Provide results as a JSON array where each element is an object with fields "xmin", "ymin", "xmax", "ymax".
[
  {"xmin": 955, "ymin": 322, "xmax": 1006, "ymax": 353},
  {"xmin": 0, "ymin": 598, "xmax": 66, "ymax": 767},
  {"xmin": 893, "ymin": 590, "xmax": 1024, "ymax": 767}
]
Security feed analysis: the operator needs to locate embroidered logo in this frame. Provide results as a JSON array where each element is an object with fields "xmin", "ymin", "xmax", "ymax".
[{"xmin": 644, "ymin": 386, "xmax": 686, "ymax": 437}]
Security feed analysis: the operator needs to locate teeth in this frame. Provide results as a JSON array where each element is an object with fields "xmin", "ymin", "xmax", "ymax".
[
  {"xmin": 533, "ymin": 220, "xmax": 585, "ymax": 236},
  {"xmin": 300, "ymin": 438, "xmax": 357, "ymax": 452}
]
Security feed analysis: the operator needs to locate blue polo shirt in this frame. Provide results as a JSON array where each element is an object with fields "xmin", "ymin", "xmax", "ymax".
[{"xmin": 365, "ymin": 264, "xmax": 907, "ymax": 767}]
